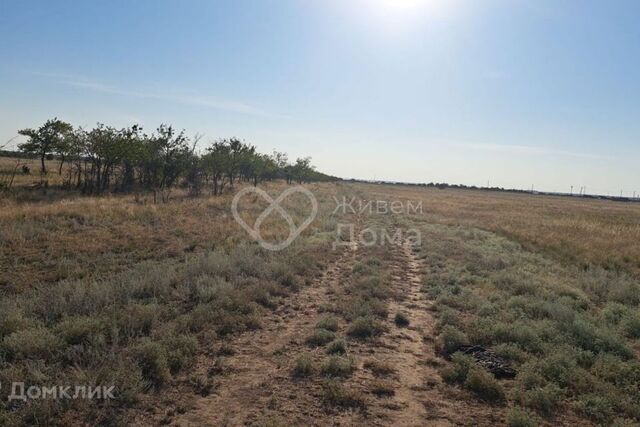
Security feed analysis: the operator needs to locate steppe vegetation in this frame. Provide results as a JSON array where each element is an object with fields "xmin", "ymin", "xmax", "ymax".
[{"xmin": 1, "ymin": 139, "xmax": 639, "ymax": 425}]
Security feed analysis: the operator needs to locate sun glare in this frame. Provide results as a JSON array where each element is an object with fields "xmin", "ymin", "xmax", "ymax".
[
  {"xmin": 379, "ymin": 0, "xmax": 429, "ymax": 10},
  {"xmin": 369, "ymin": 0, "xmax": 452, "ymax": 26}
]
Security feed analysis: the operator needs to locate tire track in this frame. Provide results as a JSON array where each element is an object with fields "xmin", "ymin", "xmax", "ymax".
[{"xmin": 144, "ymin": 247, "xmax": 359, "ymax": 426}]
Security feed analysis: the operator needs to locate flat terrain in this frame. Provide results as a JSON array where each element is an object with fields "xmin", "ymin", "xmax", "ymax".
[{"xmin": 1, "ymin": 181, "xmax": 640, "ymax": 426}]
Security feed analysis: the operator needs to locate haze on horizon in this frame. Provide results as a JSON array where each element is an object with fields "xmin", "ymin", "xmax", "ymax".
[{"xmin": 1, "ymin": 0, "xmax": 639, "ymax": 196}]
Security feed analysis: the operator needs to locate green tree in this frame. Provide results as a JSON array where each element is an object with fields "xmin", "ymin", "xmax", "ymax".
[{"xmin": 18, "ymin": 118, "xmax": 73, "ymax": 174}]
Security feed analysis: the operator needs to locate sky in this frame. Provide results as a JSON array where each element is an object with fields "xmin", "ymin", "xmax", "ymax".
[{"xmin": 1, "ymin": 0, "xmax": 639, "ymax": 195}]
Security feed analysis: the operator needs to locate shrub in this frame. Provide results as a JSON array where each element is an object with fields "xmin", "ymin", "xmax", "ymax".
[
  {"xmin": 163, "ymin": 334, "xmax": 198, "ymax": 374},
  {"xmin": 363, "ymin": 359, "xmax": 396, "ymax": 377},
  {"xmin": 0, "ymin": 303, "xmax": 32, "ymax": 338},
  {"xmin": 575, "ymin": 394, "xmax": 615, "ymax": 424},
  {"xmin": 435, "ymin": 306, "xmax": 461, "ymax": 329},
  {"xmin": 132, "ymin": 340, "xmax": 171, "ymax": 388},
  {"xmin": 441, "ymin": 352, "xmax": 474, "ymax": 384},
  {"xmin": 55, "ymin": 316, "xmax": 105, "ymax": 346},
  {"xmin": 507, "ymin": 407, "xmax": 539, "ymax": 427},
  {"xmin": 394, "ymin": 312, "xmax": 410, "ymax": 327},
  {"xmin": 1, "ymin": 328, "xmax": 64, "ymax": 360},
  {"xmin": 321, "ymin": 379, "xmax": 366, "ymax": 408},
  {"xmin": 464, "ymin": 368, "xmax": 506, "ymax": 403},
  {"xmin": 568, "ymin": 317, "xmax": 634, "ymax": 359},
  {"xmin": 435, "ymin": 326, "xmax": 469, "ymax": 355},
  {"xmin": 494, "ymin": 343, "xmax": 529, "ymax": 364},
  {"xmin": 346, "ymin": 316, "xmax": 384, "ymax": 339},
  {"xmin": 114, "ymin": 303, "xmax": 163, "ymax": 340},
  {"xmin": 521, "ymin": 384, "xmax": 562, "ymax": 417},
  {"xmin": 602, "ymin": 302, "xmax": 630, "ymax": 325},
  {"xmin": 621, "ymin": 312, "xmax": 640, "ymax": 338},
  {"xmin": 321, "ymin": 356, "xmax": 357, "ymax": 378},
  {"xmin": 292, "ymin": 353, "xmax": 314, "ymax": 378},
  {"xmin": 316, "ymin": 316, "xmax": 339, "ymax": 332},
  {"xmin": 491, "ymin": 322, "xmax": 543, "ymax": 354},
  {"xmin": 306, "ymin": 328, "xmax": 336, "ymax": 347},
  {"xmin": 326, "ymin": 339, "xmax": 347, "ymax": 355}
]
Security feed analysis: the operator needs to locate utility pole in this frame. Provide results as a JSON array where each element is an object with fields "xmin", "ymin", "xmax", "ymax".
[{"xmin": 570, "ymin": 185, "xmax": 573, "ymax": 196}]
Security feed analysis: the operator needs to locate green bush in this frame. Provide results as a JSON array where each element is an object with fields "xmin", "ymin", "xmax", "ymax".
[
  {"xmin": 114, "ymin": 303, "xmax": 163, "ymax": 340},
  {"xmin": 491, "ymin": 322, "xmax": 543, "ymax": 354},
  {"xmin": 326, "ymin": 339, "xmax": 347, "ymax": 355},
  {"xmin": 292, "ymin": 353, "xmax": 314, "ymax": 378},
  {"xmin": 1, "ymin": 328, "xmax": 64, "ymax": 360},
  {"xmin": 306, "ymin": 328, "xmax": 336, "ymax": 347},
  {"xmin": 132, "ymin": 340, "xmax": 171, "ymax": 388},
  {"xmin": 507, "ymin": 407, "xmax": 539, "ymax": 427},
  {"xmin": 621, "ymin": 312, "xmax": 640, "ymax": 338},
  {"xmin": 321, "ymin": 356, "xmax": 357, "ymax": 378},
  {"xmin": 464, "ymin": 368, "xmax": 506, "ymax": 403},
  {"xmin": 436, "ymin": 326, "xmax": 469, "ymax": 355},
  {"xmin": 163, "ymin": 334, "xmax": 198, "ymax": 374},
  {"xmin": 521, "ymin": 384, "xmax": 562, "ymax": 417},
  {"xmin": 575, "ymin": 394, "xmax": 615, "ymax": 424},
  {"xmin": 55, "ymin": 316, "xmax": 105, "ymax": 346},
  {"xmin": 441, "ymin": 352, "xmax": 474, "ymax": 384},
  {"xmin": 346, "ymin": 316, "xmax": 384, "ymax": 339},
  {"xmin": 316, "ymin": 316, "xmax": 339, "ymax": 332}
]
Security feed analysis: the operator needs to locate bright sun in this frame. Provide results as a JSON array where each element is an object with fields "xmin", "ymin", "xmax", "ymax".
[
  {"xmin": 373, "ymin": 0, "xmax": 446, "ymax": 19},
  {"xmin": 379, "ymin": 0, "xmax": 429, "ymax": 10}
]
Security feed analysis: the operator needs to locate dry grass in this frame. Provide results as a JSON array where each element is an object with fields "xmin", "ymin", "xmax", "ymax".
[
  {"xmin": 358, "ymin": 183, "xmax": 640, "ymax": 278},
  {"xmin": 2, "ymin": 177, "xmax": 639, "ymax": 425}
]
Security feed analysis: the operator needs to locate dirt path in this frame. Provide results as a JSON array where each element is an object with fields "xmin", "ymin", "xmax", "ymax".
[
  {"xmin": 142, "ymin": 246, "xmax": 358, "ymax": 426},
  {"xmin": 132, "ymin": 223, "xmax": 501, "ymax": 426},
  {"xmin": 382, "ymin": 240, "xmax": 441, "ymax": 425},
  {"xmin": 341, "ymin": 236, "xmax": 502, "ymax": 426}
]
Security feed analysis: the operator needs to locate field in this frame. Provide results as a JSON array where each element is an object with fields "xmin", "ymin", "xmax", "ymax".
[{"xmin": 1, "ymin": 178, "xmax": 640, "ymax": 426}]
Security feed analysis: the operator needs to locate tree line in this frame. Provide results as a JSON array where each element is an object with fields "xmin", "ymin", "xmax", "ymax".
[{"xmin": 14, "ymin": 118, "xmax": 335, "ymax": 199}]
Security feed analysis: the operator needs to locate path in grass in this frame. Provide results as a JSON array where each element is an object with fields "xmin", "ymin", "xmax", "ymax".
[{"xmin": 141, "ymin": 245, "xmax": 359, "ymax": 426}]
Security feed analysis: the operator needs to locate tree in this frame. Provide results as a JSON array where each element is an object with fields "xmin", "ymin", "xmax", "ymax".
[
  {"xmin": 18, "ymin": 118, "xmax": 72, "ymax": 175},
  {"xmin": 292, "ymin": 157, "xmax": 314, "ymax": 183},
  {"xmin": 203, "ymin": 140, "xmax": 231, "ymax": 195}
]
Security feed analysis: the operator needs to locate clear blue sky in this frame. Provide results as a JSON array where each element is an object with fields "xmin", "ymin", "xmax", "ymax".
[{"xmin": 1, "ymin": 0, "xmax": 639, "ymax": 195}]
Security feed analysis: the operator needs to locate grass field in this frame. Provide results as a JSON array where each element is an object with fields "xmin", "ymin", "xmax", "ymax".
[{"xmin": 1, "ymin": 178, "xmax": 639, "ymax": 426}]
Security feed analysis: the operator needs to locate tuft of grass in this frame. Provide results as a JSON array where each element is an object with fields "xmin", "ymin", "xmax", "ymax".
[
  {"xmin": 507, "ymin": 407, "xmax": 540, "ymax": 427},
  {"xmin": 363, "ymin": 359, "xmax": 396, "ymax": 377},
  {"xmin": 1, "ymin": 328, "xmax": 64, "ymax": 360},
  {"xmin": 441, "ymin": 352, "xmax": 474, "ymax": 384},
  {"xmin": 321, "ymin": 379, "xmax": 366, "ymax": 409},
  {"xmin": 464, "ymin": 368, "xmax": 506, "ymax": 403},
  {"xmin": 575, "ymin": 394, "xmax": 616, "ymax": 424},
  {"xmin": 370, "ymin": 379, "xmax": 395, "ymax": 397},
  {"xmin": 394, "ymin": 312, "xmax": 410, "ymax": 327},
  {"xmin": 435, "ymin": 326, "xmax": 469, "ymax": 356},
  {"xmin": 321, "ymin": 356, "xmax": 357, "ymax": 378},
  {"xmin": 326, "ymin": 339, "xmax": 347, "ymax": 355},
  {"xmin": 316, "ymin": 316, "xmax": 339, "ymax": 332},
  {"xmin": 132, "ymin": 340, "xmax": 171, "ymax": 388},
  {"xmin": 305, "ymin": 328, "xmax": 336, "ymax": 347},
  {"xmin": 292, "ymin": 353, "xmax": 315, "ymax": 378},
  {"xmin": 163, "ymin": 334, "xmax": 198, "ymax": 374},
  {"xmin": 346, "ymin": 316, "xmax": 384, "ymax": 340},
  {"xmin": 519, "ymin": 384, "xmax": 562, "ymax": 417}
]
